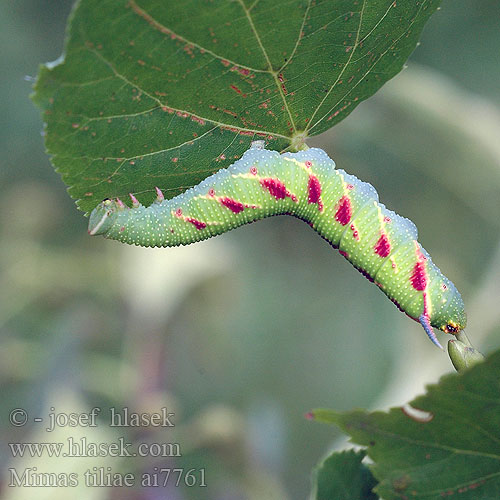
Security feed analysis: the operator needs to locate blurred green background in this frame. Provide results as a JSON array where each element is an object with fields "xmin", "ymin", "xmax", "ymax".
[{"xmin": 1, "ymin": 1, "xmax": 500, "ymax": 499}]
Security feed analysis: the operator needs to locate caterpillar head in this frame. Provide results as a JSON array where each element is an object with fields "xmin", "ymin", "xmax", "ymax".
[
  {"xmin": 438, "ymin": 292, "xmax": 467, "ymax": 336},
  {"xmin": 88, "ymin": 199, "xmax": 120, "ymax": 236},
  {"xmin": 441, "ymin": 320, "xmax": 465, "ymax": 335}
]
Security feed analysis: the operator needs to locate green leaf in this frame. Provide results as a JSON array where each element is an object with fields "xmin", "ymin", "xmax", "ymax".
[
  {"xmin": 313, "ymin": 449, "xmax": 378, "ymax": 500},
  {"xmin": 311, "ymin": 350, "xmax": 500, "ymax": 499},
  {"xmin": 33, "ymin": 0, "xmax": 442, "ymax": 213}
]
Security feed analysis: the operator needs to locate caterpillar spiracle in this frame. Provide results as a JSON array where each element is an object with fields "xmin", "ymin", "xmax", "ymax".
[{"xmin": 88, "ymin": 142, "xmax": 466, "ymax": 348}]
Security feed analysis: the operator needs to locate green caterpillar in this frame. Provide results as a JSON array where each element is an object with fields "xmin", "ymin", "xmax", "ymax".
[{"xmin": 88, "ymin": 143, "xmax": 466, "ymax": 348}]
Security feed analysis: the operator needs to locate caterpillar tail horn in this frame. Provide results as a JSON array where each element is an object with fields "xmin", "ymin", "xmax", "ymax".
[{"xmin": 419, "ymin": 314, "xmax": 443, "ymax": 349}]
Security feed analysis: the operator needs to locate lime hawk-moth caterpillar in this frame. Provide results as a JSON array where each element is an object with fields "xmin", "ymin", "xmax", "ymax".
[{"xmin": 88, "ymin": 143, "xmax": 466, "ymax": 348}]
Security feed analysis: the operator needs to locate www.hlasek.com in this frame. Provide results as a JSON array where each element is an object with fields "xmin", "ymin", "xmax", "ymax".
[{"xmin": 9, "ymin": 436, "xmax": 181, "ymax": 459}]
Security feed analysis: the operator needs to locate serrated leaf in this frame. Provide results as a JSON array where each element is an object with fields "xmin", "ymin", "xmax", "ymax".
[
  {"xmin": 312, "ymin": 449, "xmax": 379, "ymax": 500},
  {"xmin": 311, "ymin": 350, "xmax": 500, "ymax": 499},
  {"xmin": 33, "ymin": 0, "xmax": 442, "ymax": 213}
]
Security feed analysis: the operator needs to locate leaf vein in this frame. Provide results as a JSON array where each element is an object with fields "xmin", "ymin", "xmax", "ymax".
[
  {"xmin": 128, "ymin": 0, "xmax": 268, "ymax": 74},
  {"xmin": 304, "ymin": 0, "xmax": 367, "ymax": 132},
  {"xmin": 237, "ymin": 0, "xmax": 297, "ymax": 133},
  {"xmin": 308, "ymin": 0, "xmax": 426, "ymax": 133},
  {"xmin": 85, "ymin": 45, "xmax": 291, "ymax": 141}
]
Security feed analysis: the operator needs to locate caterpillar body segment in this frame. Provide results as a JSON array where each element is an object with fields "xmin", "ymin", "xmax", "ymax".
[{"xmin": 88, "ymin": 146, "xmax": 466, "ymax": 347}]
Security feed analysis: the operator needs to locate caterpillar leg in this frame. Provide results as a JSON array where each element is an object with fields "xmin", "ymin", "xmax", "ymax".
[{"xmin": 419, "ymin": 314, "xmax": 443, "ymax": 349}]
